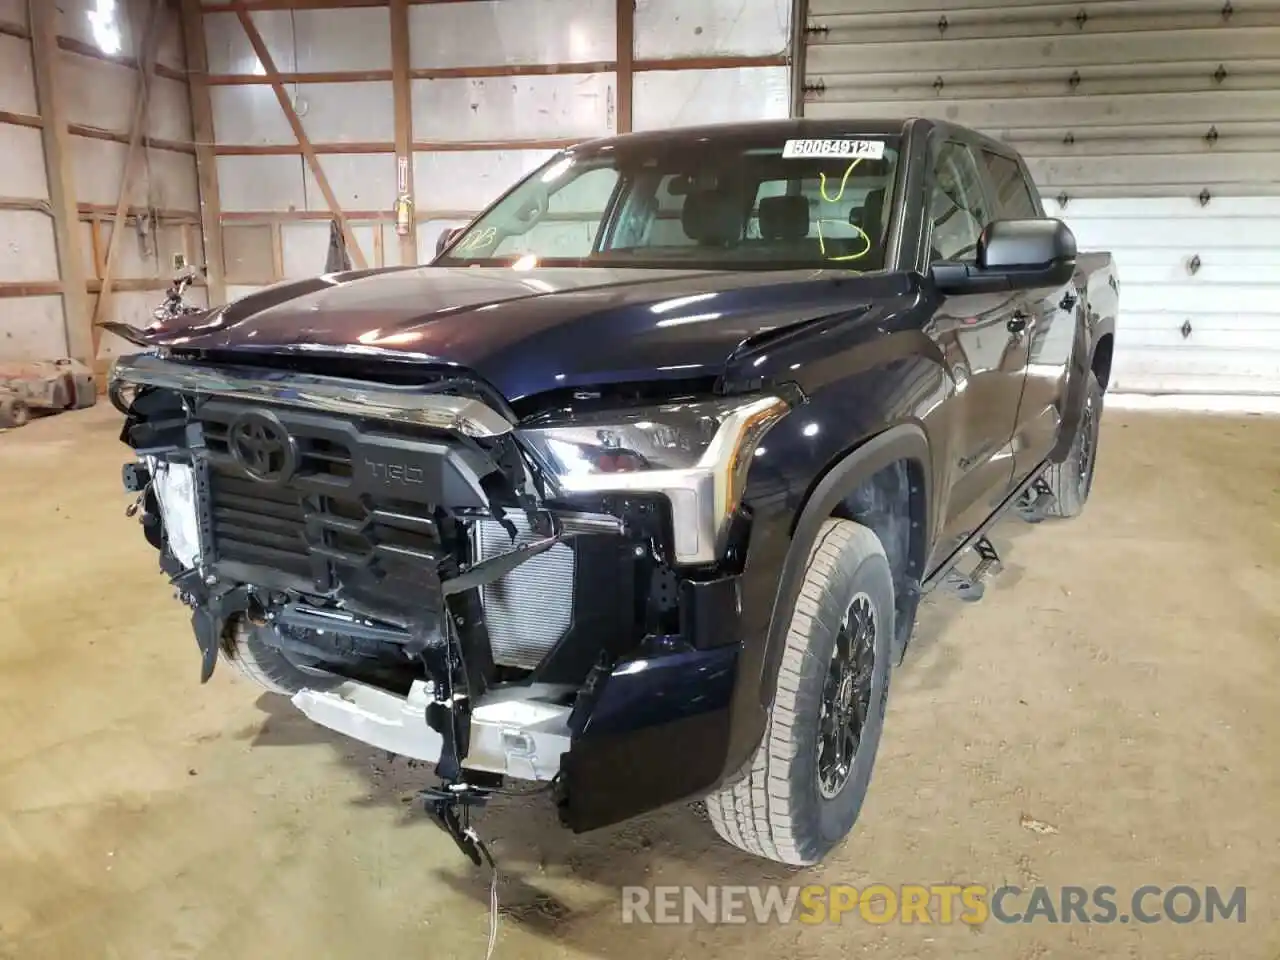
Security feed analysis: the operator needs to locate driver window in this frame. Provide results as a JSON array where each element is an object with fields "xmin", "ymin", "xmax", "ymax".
[
  {"xmin": 492, "ymin": 166, "xmax": 620, "ymax": 258},
  {"xmin": 929, "ymin": 142, "xmax": 989, "ymax": 263}
]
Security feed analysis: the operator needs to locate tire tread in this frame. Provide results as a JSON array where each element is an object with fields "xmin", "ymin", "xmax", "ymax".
[{"xmin": 708, "ymin": 519, "xmax": 887, "ymax": 865}]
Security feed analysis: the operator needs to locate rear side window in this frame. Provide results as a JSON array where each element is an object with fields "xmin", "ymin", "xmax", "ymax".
[{"xmin": 982, "ymin": 151, "xmax": 1040, "ymax": 219}]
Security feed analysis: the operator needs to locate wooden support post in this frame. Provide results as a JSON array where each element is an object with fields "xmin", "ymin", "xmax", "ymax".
[
  {"xmin": 270, "ymin": 222, "xmax": 284, "ymax": 281},
  {"xmin": 180, "ymin": 0, "xmax": 228, "ymax": 305},
  {"xmin": 92, "ymin": 0, "xmax": 165, "ymax": 347},
  {"xmin": 28, "ymin": 0, "xmax": 94, "ymax": 363},
  {"xmin": 390, "ymin": 0, "xmax": 417, "ymax": 266},
  {"xmin": 231, "ymin": 2, "xmax": 367, "ymax": 269},
  {"xmin": 616, "ymin": 0, "xmax": 634, "ymax": 134},
  {"xmin": 89, "ymin": 216, "xmax": 105, "ymax": 277}
]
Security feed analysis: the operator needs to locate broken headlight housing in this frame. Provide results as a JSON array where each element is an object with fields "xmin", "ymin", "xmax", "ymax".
[{"xmin": 520, "ymin": 394, "xmax": 790, "ymax": 565}]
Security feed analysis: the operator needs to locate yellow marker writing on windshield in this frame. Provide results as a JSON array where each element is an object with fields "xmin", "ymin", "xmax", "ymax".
[
  {"xmin": 817, "ymin": 158, "xmax": 871, "ymax": 263},
  {"xmin": 817, "ymin": 220, "xmax": 871, "ymax": 263},
  {"xmin": 819, "ymin": 159, "xmax": 862, "ymax": 204}
]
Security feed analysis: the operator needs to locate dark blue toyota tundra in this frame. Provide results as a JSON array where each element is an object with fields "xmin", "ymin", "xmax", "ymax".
[{"xmin": 108, "ymin": 117, "xmax": 1117, "ymax": 866}]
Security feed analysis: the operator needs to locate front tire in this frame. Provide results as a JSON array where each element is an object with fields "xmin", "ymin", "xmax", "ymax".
[
  {"xmin": 707, "ymin": 519, "xmax": 894, "ymax": 865},
  {"xmin": 221, "ymin": 619, "xmax": 342, "ymax": 696},
  {"xmin": 1042, "ymin": 370, "xmax": 1104, "ymax": 518}
]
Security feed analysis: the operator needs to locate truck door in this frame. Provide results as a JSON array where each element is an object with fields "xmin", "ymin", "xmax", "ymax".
[
  {"xmin": 924, "ymin": 140, "xmax": 1030, "ymax": 565},
  {"xmin": 979, "ymin": 149, "xmax": 1077, "ymax": 483}
]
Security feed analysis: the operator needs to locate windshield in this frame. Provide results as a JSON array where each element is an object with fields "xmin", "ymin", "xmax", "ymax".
[{"xmin": 437, "ymin": 135, "xmax": 901, "ymax": 272}]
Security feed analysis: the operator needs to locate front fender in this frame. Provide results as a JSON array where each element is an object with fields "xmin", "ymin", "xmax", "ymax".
[{"xmin": 716, "ymin": 420, "xmax": 934, "ymax": 786}]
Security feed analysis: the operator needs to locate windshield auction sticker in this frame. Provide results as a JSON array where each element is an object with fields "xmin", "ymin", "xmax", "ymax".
[{"xmin": 783, "ymin": 138, "xmax": 886, "ymax": 160}]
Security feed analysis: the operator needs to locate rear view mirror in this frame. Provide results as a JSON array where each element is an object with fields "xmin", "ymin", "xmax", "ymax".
[{"xmin": 931, "ymin": 218, "xmax": 1077, "ymax": 294}]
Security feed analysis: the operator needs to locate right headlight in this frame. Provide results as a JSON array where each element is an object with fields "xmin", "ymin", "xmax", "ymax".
[{"xmin": 520, "ymin": 394, "xmax": 790, "ymax": 565}]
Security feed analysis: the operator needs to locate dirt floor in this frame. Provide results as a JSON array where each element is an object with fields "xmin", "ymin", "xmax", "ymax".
[{"xmin": 1, "ymin": 403, "xmax": 1277, "ymax": 960}]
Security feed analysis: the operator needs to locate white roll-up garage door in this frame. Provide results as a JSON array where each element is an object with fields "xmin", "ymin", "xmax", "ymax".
[{"xmin": 796, "ymin": 0, "xmax": 1280, "ymax": 396}]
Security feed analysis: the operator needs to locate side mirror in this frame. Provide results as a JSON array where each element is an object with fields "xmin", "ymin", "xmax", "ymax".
[
  {"xmin": 931, "ymin": 218, "xmax": 1077, "ymax": 295},
  {"xmin": 435, "ymin": 227, "xmax": 463, "ymax": 258}
]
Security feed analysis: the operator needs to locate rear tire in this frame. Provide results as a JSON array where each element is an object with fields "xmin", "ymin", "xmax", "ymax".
[
  {"xmin": 221, "ymin": 619, "xmax": 342, "ymax": 696},
  {"xmin": 707, "ymin": 519, "xmax": 894, "ymax": 865},
  {"xmin": 1043, "ymin": 370, "xmax": 1104, "ymax": 518}
]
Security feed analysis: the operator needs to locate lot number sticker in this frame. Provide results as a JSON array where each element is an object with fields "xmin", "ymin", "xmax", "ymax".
[{"xmin": 783, "ymin": 139, "xmax": 886, "ymax": 160}]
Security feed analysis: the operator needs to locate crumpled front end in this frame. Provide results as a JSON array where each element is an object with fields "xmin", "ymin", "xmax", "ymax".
[{"xmin": 113, "ymin": 350, "xmax": 788, "ymax": 836}]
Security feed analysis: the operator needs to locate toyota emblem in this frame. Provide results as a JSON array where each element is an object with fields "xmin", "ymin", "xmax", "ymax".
[{"xmin": 228, "ymin": 410, "xmax": 297, "ymax": 484}]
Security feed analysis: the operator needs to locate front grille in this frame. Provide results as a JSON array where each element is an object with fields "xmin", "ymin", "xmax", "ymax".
[
  {"xmin": 208, "ymin": 468, "xmax": 311, "ymax": 579},
  {"xmin": 202, "ymin": 418, "xmax": 355, "ymax": 481}
]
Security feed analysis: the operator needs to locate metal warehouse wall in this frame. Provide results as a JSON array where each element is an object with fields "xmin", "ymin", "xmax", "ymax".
[
  {"xmin": 798, "ymin": 0, "xmax": 1280, "ymax": 396},
  {"xmin": 0, "ymin": 0, "xmax": 205, "ymax": 367},
  {"xmin": 195, "ymin": 0, "xmax": 792, "ymax": 301}
]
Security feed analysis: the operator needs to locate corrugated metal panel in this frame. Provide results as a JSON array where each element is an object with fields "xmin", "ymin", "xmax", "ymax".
[
  {"xmin": 412, "ymin": 75, "xmax": 616, "ymax": 142},
  {"xmin": 205, "ymin": 11, "xmax": 295, "ymax": 75},
  {"xmin": 0, "ymin": 296, "xmax": 66, "ymax": 361},
  {"xmin": 635, "ymin": 0, "xmax": 790, "ymax": 59},
  {"xmin": 57, "ymin": 0, "xmax": 138, "ymax": 59},
  {"xmin": 71, "ymin": 138, "xmax": 199, "ymax": 209},
  {"xmin": 634, "ymin": 66, "xmax": 790, "ymax": 131},
  {"xmin": 414, "ymin": 149, "xmax": 558, "ymax": 212},
  {"xmin": 205, "ymin": 8, "xmax": 391, "ymax": 75},
  {"xmin": 0, "ymin": 0, "xmax": 26, "ymax": 28},
  {"xmin": 59, "ymin": 53, "xmax": 192, "ymax": 143},
  {"xmin": 1, "ymin": 127, "xmax": 51, "ymax": 200},
  {"xmin": 280, "ymin": 222, "xmax": 378, "ymax": 278},
  {"xmin": 216, "ymin": 155, "xmax": 306, "ymax": 212},
  {"xmin": 303, "ymin": 154, "xmax": 395, "ymax": 212},
  {"xmin": 408, "ymin": 0, "xmax": 615, "ymax": 68},
  {"xmin": 0, "ymin": 34, "xmax": 36, "ymax": 116},
  {"xmin": 801, "ymin": 0, "xmax": 1280, "ymax": 395},
  {"xmin": 0, "ymin": 212, "xmax": 57, "ymax": 282},
  {"xmin": 78, "ymin": 222, "xmax": 192, "ymax": 282},
  {"xmin": 212, "ymin": 82, "xmax": 395, "ymax": 146}
]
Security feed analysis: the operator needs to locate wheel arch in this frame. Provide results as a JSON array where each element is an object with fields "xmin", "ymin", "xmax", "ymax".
[{"xmin": 757, "ymin": 422, "xmax": 932, "ymax": 706}]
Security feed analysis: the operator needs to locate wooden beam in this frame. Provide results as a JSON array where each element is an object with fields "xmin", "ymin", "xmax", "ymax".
[
  {"xmin": 55, "ymin": 35, "xmax": 187, "ymax": 83},
  {"xmin": 180, "ymin": 0, "xmax": 228, "ymax": 306},
  {"xmin": 232, "ymin": 1, "xmax": 368, "ymax": 269},
  {"xmin": 0, "ymin": 109, "xmax": 42, "ymax": 130},
  {"xmin": 633, "ymin": 54, "xmax": 789, "ymax": 71},
  {"xmin": 68, "ymin": 123, "xmax": 196, "ymax": 155},
  {"xmin": 0, "ymin": 281, "xmax": 64, "ymax": 299},
  {"xmin": 214, "ymin": 137, "xmax": 582, "ymax": 156},
  {"xmin": 390, "ymin": 0, "xmax": 417, "ymax": 266},
  {"xmin": 203, "ymin": 55, "xmax": 781, "ymax": 87},
  {"xmin": 616, "ymin": 0, "xmax": 634, "ymax": 134},
  {"xmin": 270, "ymin": 223, "xmax": 284, "ymax": 281},
  {"xmin": 205, "ymin": 0, "xmax": 481, "ymax": 9},
  {"xmin": 28, "ymin": 0, "xmax": 94, "ymax": 364},
  {"xmin": 89, "ymin": 217, "xmax": 105, "ymax": 277},
  {"xmin": 91, "ymin": 0, "xmax": 166, "ymax": 347}
]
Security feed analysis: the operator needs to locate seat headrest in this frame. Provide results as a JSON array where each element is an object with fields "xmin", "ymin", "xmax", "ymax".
[
  {"xmin": 759, "ymin": 195, "xmax": 810, "ymax": 242},
  {"xmin": 852, "ymin": 187, "xmax": 887, "ymax": 242},
  {"xmin": 681, "ymin": 190, "xmax": 745, "ymax": 246}
]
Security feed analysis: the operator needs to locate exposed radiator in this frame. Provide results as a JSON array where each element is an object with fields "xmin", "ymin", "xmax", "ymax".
[{"xmin": 472, "ymin": 514, "xmax": 575, "ymax": 670}]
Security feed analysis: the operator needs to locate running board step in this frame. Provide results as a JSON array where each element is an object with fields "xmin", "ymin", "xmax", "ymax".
[
  {"xmin": 938, "ymin": 535, "xmax": 1002, "ymax": 602},
  {"xmin": 1017, "ymin": 476, "xmax": 1057, "ymax": 524}
]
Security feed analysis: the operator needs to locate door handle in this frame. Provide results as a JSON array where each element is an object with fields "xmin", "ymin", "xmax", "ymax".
[{"xmin": 1007, "ymin": 311, "xmax": 1030, "ymax": 334}]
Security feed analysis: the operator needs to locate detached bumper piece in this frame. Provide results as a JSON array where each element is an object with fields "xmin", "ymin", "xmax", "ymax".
[{"xmin": 293, "ymin": 680, "xmax": 572, "ymax": 781}]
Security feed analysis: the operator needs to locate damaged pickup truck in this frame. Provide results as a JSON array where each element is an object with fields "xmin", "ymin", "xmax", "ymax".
[{"xmin": 109, "ymin": 118, "xmax": 1117, "ymax": 867}]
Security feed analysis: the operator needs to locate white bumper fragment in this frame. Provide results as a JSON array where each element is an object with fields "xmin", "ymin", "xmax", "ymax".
[{"xmin": 291, "ymin": 679, "xmax": 572, "ymax": 782}]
